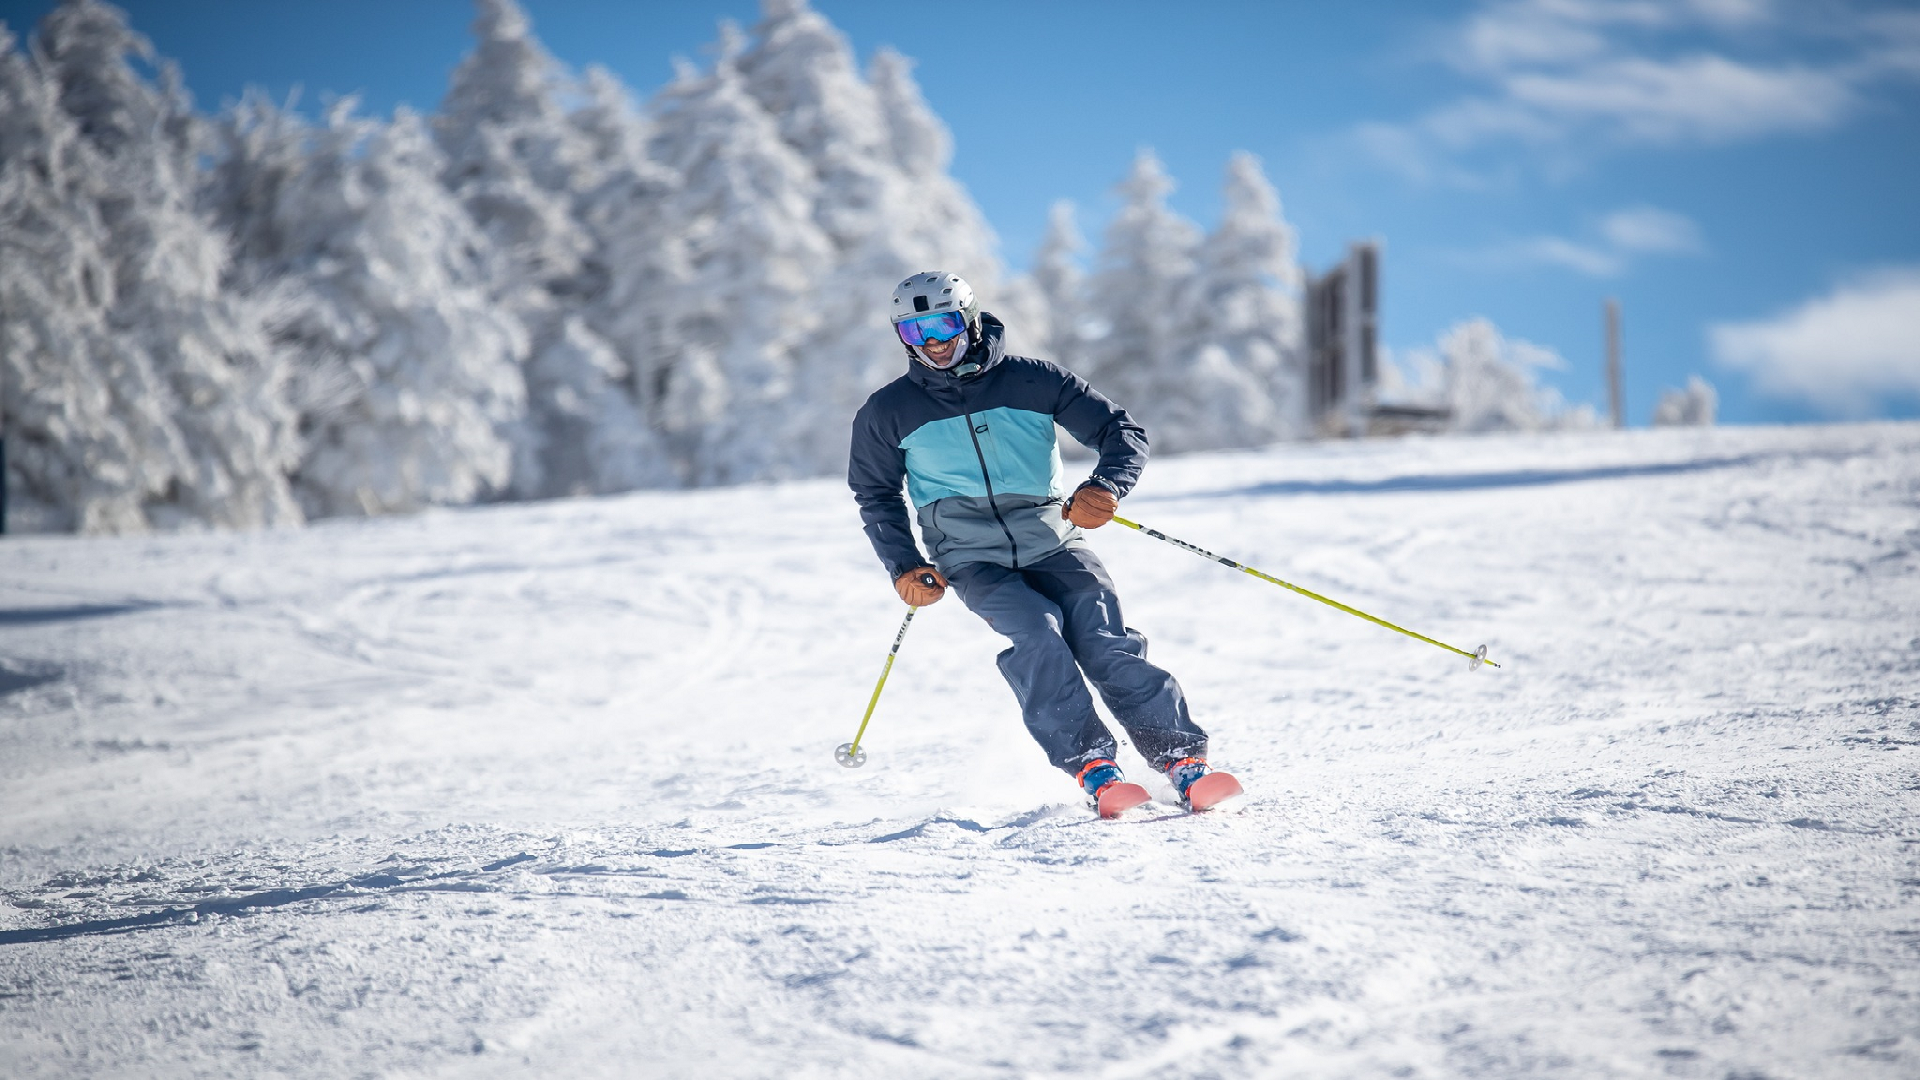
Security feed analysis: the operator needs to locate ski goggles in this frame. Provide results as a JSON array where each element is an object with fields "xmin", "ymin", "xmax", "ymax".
[{"xmin": 894, "ymin": 310, "xmax": 969, "ymax": 347}]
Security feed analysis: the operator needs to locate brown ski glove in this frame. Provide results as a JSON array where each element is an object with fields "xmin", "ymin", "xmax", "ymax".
[
  {"xmin": 894, "ymin": 567, "xmax": 948, "ymax": 606},
  {"xmin": 1062, "ymin": 483, "xmax": 1119, "ymax": 529}
]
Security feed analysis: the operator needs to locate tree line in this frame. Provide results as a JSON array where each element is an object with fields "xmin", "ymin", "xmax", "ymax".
[{"xmin": 3, "ymin": 0, "xmax": 1618, "ymax": 536}]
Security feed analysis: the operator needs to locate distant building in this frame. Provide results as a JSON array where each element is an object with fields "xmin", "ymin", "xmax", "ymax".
[
  {"xmin": 1305, "ymin": 240, "xmax": 1449, "ymax": 436},
  {"xmin": 1305, "ymin": 241, "xmax": 1377, "ymax": 436}
]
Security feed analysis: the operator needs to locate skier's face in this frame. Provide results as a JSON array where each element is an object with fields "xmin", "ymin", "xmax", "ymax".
[
  {"xmin": 897, "ymin": 310, "xmax": 969, "ymax": 368},
  {"xmin": 919, "ymin": 334, "xmax": 961, "ymax": 366}
]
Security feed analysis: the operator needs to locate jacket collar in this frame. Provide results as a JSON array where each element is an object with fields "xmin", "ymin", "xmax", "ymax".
[{"xmin": 905, "ymin": 312, "xmax": 1007, "ymax": 392}]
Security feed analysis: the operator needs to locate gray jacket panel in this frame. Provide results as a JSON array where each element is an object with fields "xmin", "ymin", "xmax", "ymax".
[{"xmin": 916, "ymin": 493, "xmax": 1087, "ymax": 576}]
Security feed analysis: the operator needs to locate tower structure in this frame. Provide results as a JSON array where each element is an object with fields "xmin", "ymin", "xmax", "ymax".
[
  {"xmin": 1605, "ymin": 298, "xmax": 1624, "ymax": 429},
  {"xmin": 1306, "ymin": 241, "xmax": 1380, "ymax": 436}
]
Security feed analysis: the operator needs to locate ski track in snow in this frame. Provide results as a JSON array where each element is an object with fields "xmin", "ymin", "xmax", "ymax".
[{"xmin": 1, "ymin": 424, "xmax": 1917, "ymax": 1078}]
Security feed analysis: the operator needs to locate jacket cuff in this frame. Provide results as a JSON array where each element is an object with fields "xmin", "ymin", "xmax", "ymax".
[
  {"xmin": 1081, "ymin": 475, "xmax": 1122, "ymax": 497},
  {"xmin": 887, "ymin": 557, "xmax": 931, "ymax": 581}
]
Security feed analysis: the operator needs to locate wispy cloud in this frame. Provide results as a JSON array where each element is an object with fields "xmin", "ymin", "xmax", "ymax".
[
  {"xmin": 1507, "ymin": 236, "xmax": 1625, "ymax": 275},
  {"xmin": 1462, "ymin": 204, "xmax": 1704, "ymax": 277},
  {"xmin": 1710, "ymin": 267, "xmax": 1920, "ymax": 415},
  {"xmin": 1501, "ymin": 55, "xmax": 1851, "ymax": 142},
  {"xmin": 1600, "ymin": 205, "xmax": 1703, "ymax": 253},
  {"xmin": 1455, "ymin": 0, "xmax": 1771, "ymax": 75},
  {"xmin": 1361, "ymin": 0, "xmax": 1916, "ymax": 183}
]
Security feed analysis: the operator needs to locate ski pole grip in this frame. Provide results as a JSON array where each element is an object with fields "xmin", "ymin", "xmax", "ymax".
[{"xmin": 919, "ymin": 572, "xmax": 940, "ymax": 589}]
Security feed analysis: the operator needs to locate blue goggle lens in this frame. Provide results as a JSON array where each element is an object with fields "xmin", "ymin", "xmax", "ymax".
[{"xmin": 896, "ymin": 311, "xmax": 968, "ymax": 347}]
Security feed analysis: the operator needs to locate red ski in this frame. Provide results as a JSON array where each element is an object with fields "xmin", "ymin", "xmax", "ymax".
[
  {"xmin": 1095, "ymin": 781, "xmax": 1153, "ymax": 818},
  {"xmin": 1183, "ymin": 771, "xmax": 1243, "ymax": 811}
]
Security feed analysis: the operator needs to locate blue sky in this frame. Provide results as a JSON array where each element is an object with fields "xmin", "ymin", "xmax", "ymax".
[{"xmin": 5, "ymin": 0, "xmax": 1917, "ymax": 425}]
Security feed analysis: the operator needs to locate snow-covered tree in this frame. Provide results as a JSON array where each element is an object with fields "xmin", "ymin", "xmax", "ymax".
[
  {"xmin": 1030, "ymin": 201, "xmax": 1086, "ymax": 369},
  {"xmin": 1176, "ymin": 152, "xmax": 1305, "ymax": 447},
  {"xmin": 647, "ymin": 28, "xmax": 833, "ymax": 485},
  {"xmin": 738, "ymin": 0, "xmax": 890, "ymax": 251},
  {"xmin": 1056, "ymin": 151, "xmax": 1309, "ymax": 453},
  {"xmin": 437, "ymin": 0, "xmax": 663, "ymax": 497},
  {"xmin": 730, "ymin": 5, "xmax": 1012, "ymax": 474},
  {"xmin": 436, "ymin": 0, "xmax": 589, "ymax": 293},
  {"xmin": 212, "ymin": 97, "xmax": 526, "ymax": 517},
  {"xmin": 10, "ymin": 0, "xmax": 299, "ymax": 532},
  {"xmin": 567, "ymin": 64, "xmax": 679, "ymax": 492},
  {"xmin": 862, "ymin": 45, "xmax": 1002, "ymax": 291},
  {"xmin": 0, "ymin": 22, "xmax": 161, "ymax": 533},
  {"xmin": 1083, "ymin": 151, "xmax": 1203, "ymax": 423},
  {"xmin": 865, "ymin": 44, "xmax": 1052, "ymax": 356},
  {"xmin": 1443, "ymin": 319, "xmax": 1563, "ymax": 432},
  {"xmin": 1652, "ymin": 375, "xmax": 1717, "ymax": 427},
  {"xmin": 1382, "ymin": 318, "xmax": 1597, "ymax": 434}
]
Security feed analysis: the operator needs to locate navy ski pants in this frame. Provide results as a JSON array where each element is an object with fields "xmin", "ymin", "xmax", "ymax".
[{"xmin": 947, "ymin": 546, "xmax": 1207, "ymax": 775}]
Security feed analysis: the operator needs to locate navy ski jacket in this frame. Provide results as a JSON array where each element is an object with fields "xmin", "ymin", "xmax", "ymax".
[{"xmin": 848, "ymin": 313, "xmax": 1150, "ymax": 579}]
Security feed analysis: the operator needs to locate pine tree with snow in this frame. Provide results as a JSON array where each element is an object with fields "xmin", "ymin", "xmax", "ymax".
[
  {"xmin": 568, "ymin": 64, "xmax": 680, "ymax": 492},
  {"xmin": 737, "ymin": 0, "xmax": 892, "ymax": 251},
  {"xmin": 1173, "ymin": 152, "xmax": 1306, "ymax": 449},
  {"xmin": 862, "ymin": 45, "xmax": 1002, "ymax": 289},
  {"xmin": 646, "ymin": 26, "xmax": 833, "ymax": 484},
  {"xmin": 437, "ymin": 0, "xmax": 664, "ymax": 498},
  {"xmin": 0, "ymin": 21, "xmax": 167, "ymax": 533},
  {"xmin": 436, "ymin": 0, "xmax": 590, "ymax": 293},
  {"xmin": 1030, "ymin": 200, "xmax": 1087, "ymax": 372},
  {"xmin": 733, "ymin": 5, "xmax": 1010, "ymax": 475},
  {"xmin": 864, "ymin": 45, "xmax": 1054, "ymax": 358},
  {"xmin": 211, "ymin": 97, "xmax": 527, "ymax": 517},
  {"xmin": 1083, "ymin": 151, "xmax": 1203, "ymax": 434},
  {"xmin": 14, "ymin": 0, "xmax": 299, "ymax": 532},
  {"xmin": 1652, "ymin": 376, "xmax": 1717, "ymax": 427},
  {"xmin": 1436, "ymin": 318, "xmax": 1595, "ymax": 433}
]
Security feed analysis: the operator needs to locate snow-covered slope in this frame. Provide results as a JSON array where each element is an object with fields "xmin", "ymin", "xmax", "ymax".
[{"xmin": 2, "ymin": 423, "xmax": 1916, "ymax": 1078}]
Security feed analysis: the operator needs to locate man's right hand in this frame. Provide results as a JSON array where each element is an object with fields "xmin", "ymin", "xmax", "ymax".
[{"xmin": 894, "ymin": 567, "xmax": 948, "ymax": 606}]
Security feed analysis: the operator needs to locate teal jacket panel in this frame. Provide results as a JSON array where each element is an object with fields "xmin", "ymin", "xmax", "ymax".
[{"xmin": 899, "ymin": 406, "xmax": 1067, "ymax": 509}]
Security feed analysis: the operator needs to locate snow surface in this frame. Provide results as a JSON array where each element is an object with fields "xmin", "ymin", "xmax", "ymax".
[{"xmin": 2, "ymin": 423, "xmax": 1917, "ymax": 1078}]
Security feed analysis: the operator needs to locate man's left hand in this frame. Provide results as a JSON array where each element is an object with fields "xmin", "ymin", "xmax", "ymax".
[{"xmin": 1062, "ymin": 483, "xmax": 1118, "ymax": 529}]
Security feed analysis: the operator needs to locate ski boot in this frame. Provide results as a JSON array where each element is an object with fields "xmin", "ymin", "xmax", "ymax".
[
  {"xmin": 1077, "ymin": 758, "xmax": 1151, "ymax": 819},
  {"xmin": 1164, "ymin": 756, "xmax": 1243, "ymax": 811}
]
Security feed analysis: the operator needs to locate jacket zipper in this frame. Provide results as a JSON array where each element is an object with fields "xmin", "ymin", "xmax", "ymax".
[{"xmin": 962, "ymin": 408, "xmax": 1021, "ymax": 568}]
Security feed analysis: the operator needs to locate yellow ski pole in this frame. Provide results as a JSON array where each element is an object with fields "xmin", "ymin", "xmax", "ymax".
[
  {"xmin": 1111, "ymin": 515, "xmax": 1499, "ymax": 670},
  {"xmin": 836, "ymin": 573, "xmax": 940, "ymax": 768}
]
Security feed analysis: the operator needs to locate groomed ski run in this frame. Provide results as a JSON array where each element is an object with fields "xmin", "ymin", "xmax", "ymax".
[{"xmin": 2, "ymin": 423, "xmax": 1916, "ymax": 1078}]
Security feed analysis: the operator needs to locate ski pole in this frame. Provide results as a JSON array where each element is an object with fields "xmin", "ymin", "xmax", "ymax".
[
  {"xmin": 1111, "ymin": 515, "xmax": 1499, "ymax": 670},
  {"xmin": 835, "ymin": 573, "xmax": 939, "ymax": 768}
]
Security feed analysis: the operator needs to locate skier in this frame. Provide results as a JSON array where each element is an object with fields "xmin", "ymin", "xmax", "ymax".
[{"xmin": 848, "ymin": 271, "xmax": 1241, "ymax": 816}]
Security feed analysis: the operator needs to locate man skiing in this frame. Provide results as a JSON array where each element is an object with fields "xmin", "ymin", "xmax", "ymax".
[{"xmin": 848, "ymin": 271, "xmax": 1241, "ymax": 816}]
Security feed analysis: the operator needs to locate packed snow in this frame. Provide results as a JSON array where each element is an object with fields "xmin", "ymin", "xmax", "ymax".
[{"xmin": 2, "ymin": 422, "xmax": 1915, "ymax": 1077}]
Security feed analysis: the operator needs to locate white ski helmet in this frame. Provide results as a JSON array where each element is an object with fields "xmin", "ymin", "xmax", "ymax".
[{"xmin": 891, "ymin": 271, "xmax": 979, "ymax": 331}]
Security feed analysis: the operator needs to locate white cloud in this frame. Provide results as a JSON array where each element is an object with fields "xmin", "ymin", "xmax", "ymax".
[
  {"xmin": 1503, "ymin": 55, "xmax": 1853, "ymax": 142},
  {"xmin": 1455, "ymin": 0, "xmax": 1766, "ymax": 73},
  {"xmin": 1467, "ymin": 204, "xmax": 1703, "ymax": 276},
  {"xmin": 1711, "ymin": 268, "xmax": 1920, "ymax": 415},
  {"xmin": 1360, "ymin": 0, "xmax": 1911, "ymax": 183},
  {"xmin": 1514, "ymin": 236, "xmax": 1624, "ymax": 275},
  {"xmin": 1686, "ymin": 0, "xmax": 1773, "ymax": 26},
  {"xmin": 1854, "ymin": 10, "xmax": 1920, "ymax": 79},
  {"xmin": 1600, "ymin": 205, "xmax": 1703, "ymax": 253},
  {"xmin": 1458, "ymin": 3, "xmax": 1611, "ymax": 71}
]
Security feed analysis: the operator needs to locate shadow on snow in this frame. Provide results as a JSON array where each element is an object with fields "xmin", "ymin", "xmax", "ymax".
[
  {"xmin": 0, "ymin": 603, "xmax": 162, "ymax": 627},
  {"xmin": 1147, "ymin": 452, "xmax": 1835, "ymax": 503},
  {"xmin": 0, "ymin": 855, "xmax": 542, "ymax": 946}
]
